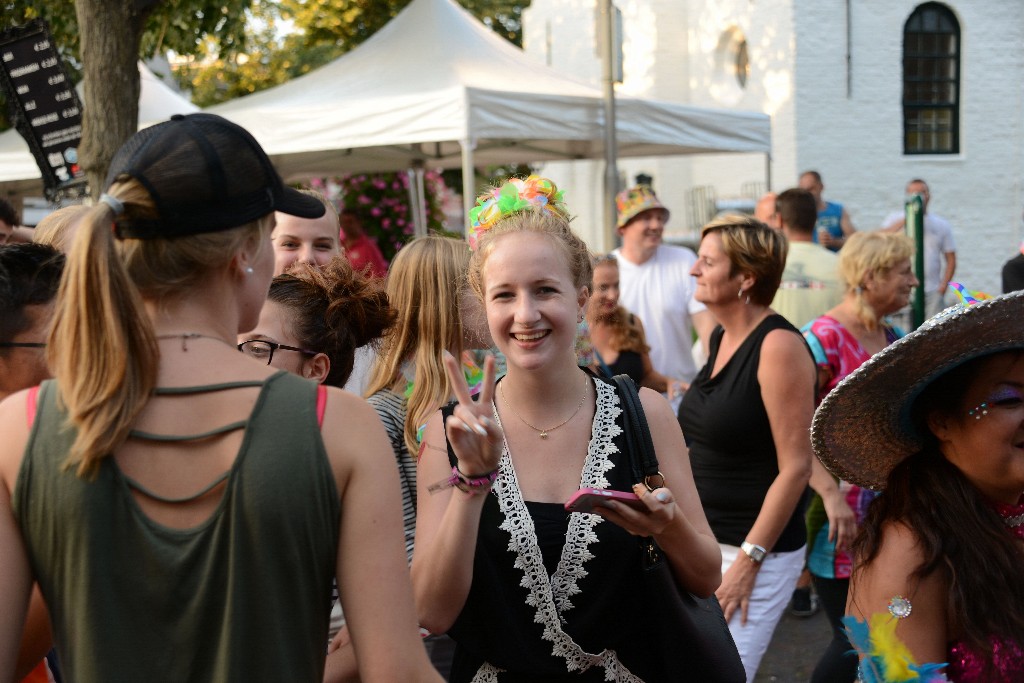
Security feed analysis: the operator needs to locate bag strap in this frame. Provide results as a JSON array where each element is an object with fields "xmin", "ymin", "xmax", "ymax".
[
  {"xmin": 592, "ymin": 347, "xmax": 615, "ymax": 379},
  {"xmin": 611, "ymin": 374, "xmax": 664, "ymax": 490}
]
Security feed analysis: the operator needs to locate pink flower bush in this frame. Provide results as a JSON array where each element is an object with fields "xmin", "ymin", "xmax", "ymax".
[{"xmin": 311, "ymin": 170, "xmax": 455, "ymax": 262}]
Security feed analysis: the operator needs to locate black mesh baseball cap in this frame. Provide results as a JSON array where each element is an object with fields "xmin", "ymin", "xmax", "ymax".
[{"xmin": 104, "ymin": 113, "xmax": 324, "ymax": 239}]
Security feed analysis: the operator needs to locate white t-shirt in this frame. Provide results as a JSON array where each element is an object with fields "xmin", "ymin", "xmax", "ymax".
[
  {"xmin": 613, "ymin": 244, "xmax": 706, "ymax": 387},
  {"xmin": 880, "ymin": 212, "xmax": 956, "ymax": 292}
]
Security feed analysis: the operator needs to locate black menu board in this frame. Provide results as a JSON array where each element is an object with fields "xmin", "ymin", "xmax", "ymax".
[{"xmin": 0, "ymin": 19, "xmax": 87, "ymax": 199}]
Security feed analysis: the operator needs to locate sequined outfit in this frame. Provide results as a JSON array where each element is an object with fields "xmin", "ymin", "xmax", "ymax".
[{"xmin": 944, "ymin": 497, "xmax": 1024, "ymax": 682}]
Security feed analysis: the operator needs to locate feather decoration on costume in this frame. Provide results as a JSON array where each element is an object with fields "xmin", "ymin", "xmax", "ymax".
[
  {"xmin": 842, "ymin": 614, "xmax": 949, "ymax": 682},
  {"xmin": 948, "ymin": 282, "xmax": 993, "ymax": 307}
]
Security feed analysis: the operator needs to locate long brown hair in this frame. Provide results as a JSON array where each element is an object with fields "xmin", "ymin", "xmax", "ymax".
[
  {"xmin": 365, "ymin": 235, "xmax": 471, "ymax": 455},
  {"xmin": 49, "ymin": 178, "xmax": 271, "ymax": 477},
  {"xmin": 588, "ymin": 257, "xmax": 649, "ymax": 355}
]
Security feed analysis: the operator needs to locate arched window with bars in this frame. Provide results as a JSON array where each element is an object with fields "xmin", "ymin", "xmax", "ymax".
[{"xmin": 903, "ymin": 3, "xmax": 961, "ymax": 154}]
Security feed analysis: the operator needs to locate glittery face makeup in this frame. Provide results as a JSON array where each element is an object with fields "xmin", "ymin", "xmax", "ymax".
[
  {"xmin": 940, "ymin": 354, "xmax": 1024, "ymax": 506},
  {"xmin": 969, "ymin": 386, "xmax": 1024, "ymax": 419}
]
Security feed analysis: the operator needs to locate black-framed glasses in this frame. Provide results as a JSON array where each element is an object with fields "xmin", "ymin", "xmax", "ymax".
[
  {"xmin": 237, "ymin": 339, "xmax": 318, "ymax": 365},
  {"xmin": 0, "ymin": 342, "xmax": 46, "ymax": 348}
]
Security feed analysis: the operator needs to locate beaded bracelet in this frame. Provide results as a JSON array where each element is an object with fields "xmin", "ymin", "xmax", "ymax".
[{"xmin": 427, "ymin": 466, "xmax": 498, "ymax": 495}]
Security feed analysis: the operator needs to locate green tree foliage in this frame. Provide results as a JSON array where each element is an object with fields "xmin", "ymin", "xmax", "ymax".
[
  {"xmin": 176, "ymin": 0, "xmax": 530, "ymax": 108},
  {"xmin": 0, "ymin": 1, "xmax": 255, "ymax": 130}
]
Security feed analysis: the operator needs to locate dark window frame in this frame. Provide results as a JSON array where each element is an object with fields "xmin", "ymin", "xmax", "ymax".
[{"xmin": 902, "ymin": 3, "xmax": 961, "ymax": 155}]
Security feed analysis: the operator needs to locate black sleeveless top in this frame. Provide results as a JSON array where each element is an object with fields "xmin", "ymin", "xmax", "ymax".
[
  {"xmin": 440, "ymin": 374, "xmax": 675, "ymax": 682},
  {"xmin": 678, "ymin": 315, "xmax": 810, "ymax": 552},
  {"xmin": 604, "ymin": 350, "xmax": 644, "ymax": 385}
]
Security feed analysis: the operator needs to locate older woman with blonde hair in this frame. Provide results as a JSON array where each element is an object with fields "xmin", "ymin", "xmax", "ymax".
[
  {"xmin": 678, "ymin": 214, "xmax": 816, "ymax": 682},
  {"xmin": 800, "ymin": 230, "xmax": 918, "ymax": 683}
]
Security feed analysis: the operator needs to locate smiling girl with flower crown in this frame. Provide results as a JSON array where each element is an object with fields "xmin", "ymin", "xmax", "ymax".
[{"xmin": 411, "ymin": 176, "xmax": 723, "ymax": 682}]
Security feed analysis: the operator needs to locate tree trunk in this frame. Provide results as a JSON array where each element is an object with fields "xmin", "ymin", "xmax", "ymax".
[{"xmin": 75, "ymin": 0, "xmax": 151, "ymax": 199}]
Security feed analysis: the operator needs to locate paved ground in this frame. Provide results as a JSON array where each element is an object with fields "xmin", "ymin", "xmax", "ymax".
[{"xmin": 753, "ymin": 603, "xmax": 832, "ymax": 682}]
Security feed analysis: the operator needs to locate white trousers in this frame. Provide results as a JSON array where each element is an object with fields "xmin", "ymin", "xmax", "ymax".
[{"xmin": 719, "ymin": 543, "xmax": 806, "ymax": 683}]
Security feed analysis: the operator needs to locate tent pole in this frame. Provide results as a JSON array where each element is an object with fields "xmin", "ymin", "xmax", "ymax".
[
  {"xmin": 415, "ymin": 165, "xmax": 428, "ymax": 237},
  {"xmin": 461, "ymin": 139, "xmax": 475, "ymax": 236},
  {"xmin": 405, "ymin": 168, "xmax": 422, "ymax": 236},
  {"xmin": 599, "ymin": 0, "xmax": 619, "ymax": 253}
]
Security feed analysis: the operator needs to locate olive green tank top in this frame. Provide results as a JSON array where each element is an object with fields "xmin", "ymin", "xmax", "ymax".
[{"xmin": 13, "ymin": 371, "xmax": 340, "ymax": 682}]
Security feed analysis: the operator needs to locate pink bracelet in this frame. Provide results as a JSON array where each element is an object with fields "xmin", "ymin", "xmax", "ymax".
[{"xmin": 427, "ymin": 466, "xmax": 498, "ymax": 495}]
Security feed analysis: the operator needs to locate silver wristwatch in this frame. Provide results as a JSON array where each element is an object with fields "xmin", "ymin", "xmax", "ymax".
[{"xmin": 740, "ymin": 541, "xmax": 767, "ymax": 564}]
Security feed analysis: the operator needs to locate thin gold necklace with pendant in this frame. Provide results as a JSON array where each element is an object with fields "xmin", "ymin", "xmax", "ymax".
[{"xmin": 498, "ymin": 372, "xmax": 589, "ymax": 438}]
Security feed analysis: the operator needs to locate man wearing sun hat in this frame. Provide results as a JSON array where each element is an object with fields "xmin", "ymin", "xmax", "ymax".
[{"xmin": 613, "ymin": 184, "xmax": 715, "ymax": 411}]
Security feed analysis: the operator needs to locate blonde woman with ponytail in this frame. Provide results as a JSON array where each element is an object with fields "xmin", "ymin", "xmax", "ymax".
[
  {"xmin": 800, "ymin": 230, "xmax": 917, "ymax": 683},
  {"xmin": 0, "ymin": 114, "xmax": 441, "ymax": 683}
]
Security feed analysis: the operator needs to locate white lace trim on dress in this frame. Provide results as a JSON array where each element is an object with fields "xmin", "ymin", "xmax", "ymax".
[{"xmin": 474, "ymin": 379, "xmax": 643, "ymax": 682}]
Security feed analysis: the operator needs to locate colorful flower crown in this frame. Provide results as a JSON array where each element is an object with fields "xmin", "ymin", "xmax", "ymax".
[{"xmin": 467, "ymin": 175, "xmax": 567, "ymax": 249}]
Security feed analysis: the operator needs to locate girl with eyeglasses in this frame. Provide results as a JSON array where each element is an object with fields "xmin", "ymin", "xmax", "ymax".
[{"xmin": 239, "ymin": 255, "xmax": 394, "ymax": 388}]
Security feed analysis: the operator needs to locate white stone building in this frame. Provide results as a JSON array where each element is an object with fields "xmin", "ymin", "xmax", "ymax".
[{"xmin": 523, "ymin": 1, "xmax": 1024, "ymax": 293}]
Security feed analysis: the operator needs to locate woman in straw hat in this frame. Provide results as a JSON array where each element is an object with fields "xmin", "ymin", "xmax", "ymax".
[
  {"xmin": 801, "ymin": 231, "xmax": 917, "ymax": 683},
  {"xmin": 813, "ymin": 289, "xmax": 1024, "ymax": 681},
  {"xmin": 0, "ymin": 113, "xmax": 440, "ymax": 683}
]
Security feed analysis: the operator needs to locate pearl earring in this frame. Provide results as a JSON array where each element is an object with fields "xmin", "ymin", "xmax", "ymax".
[{"xmin": 245, "ymin": 267, "xmax": 254, "ymax": 274}]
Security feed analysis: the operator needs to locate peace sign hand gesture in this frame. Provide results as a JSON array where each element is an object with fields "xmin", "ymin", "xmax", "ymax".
[{"xmin": 443, "ymin": 352, "xmax": 503, "ymax": 477}]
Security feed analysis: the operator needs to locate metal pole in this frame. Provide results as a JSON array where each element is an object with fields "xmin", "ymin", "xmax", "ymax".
[
  {"xmin": 405, "ymin": 168, "xmax": 422, "ymax": 236},
  {"xmin": 461, "ymin": 139, "xmax": 475, "ymax": 237},
  {"xmin": 415, "ymin": 164, "xmax": 428, "ymax": 237},
  {"xmin": 906, "ymin": 193, "xmax": 925, "ymax": 328},
  {"xmin": 599, "ymin": 0, "xmax": 619, "ymax": 253}
]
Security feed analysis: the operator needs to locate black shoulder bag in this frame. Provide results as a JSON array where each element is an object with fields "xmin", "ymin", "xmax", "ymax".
[{"xmin": 612, "ymin": 375, "xmax": 746, "ymax": 683}]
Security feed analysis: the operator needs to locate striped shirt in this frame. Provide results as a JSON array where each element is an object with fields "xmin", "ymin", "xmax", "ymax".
[{"xmin": 367, "ymin": 389, "xmax": 417, "ymax": 563}]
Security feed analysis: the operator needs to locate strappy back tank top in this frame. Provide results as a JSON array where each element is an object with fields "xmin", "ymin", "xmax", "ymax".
[{"xmin": 13, "ymin": 371, "xmax": 340, "ymax": 682}]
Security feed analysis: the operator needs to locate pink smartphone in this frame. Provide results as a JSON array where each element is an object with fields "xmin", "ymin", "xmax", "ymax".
[{"xmin": 564, "ymin": 487, "xmax": 645, "ymax": 513}]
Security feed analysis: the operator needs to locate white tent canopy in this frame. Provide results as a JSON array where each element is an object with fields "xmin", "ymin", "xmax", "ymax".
[
  {"xmin": 0, "ymin": 62, "xmax": 199, "ymax": 193},
  {"xmin": 209, "ymin": 0, "xmax": 770, "ymax": 181}
]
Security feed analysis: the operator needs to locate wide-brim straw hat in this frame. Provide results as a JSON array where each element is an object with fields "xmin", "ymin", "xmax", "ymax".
[{"xmin": 811, "ymin": 289, "xmax": 1024, "ymax": 490}]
